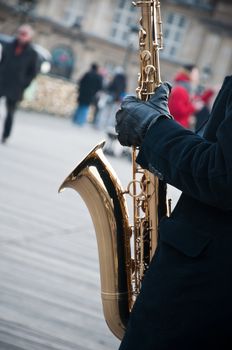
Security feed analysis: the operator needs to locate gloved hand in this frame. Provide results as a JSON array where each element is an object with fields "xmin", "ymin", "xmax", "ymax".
[{"xmin": 115, "ymin": 82, "xmax": 172, "ymax": 147}]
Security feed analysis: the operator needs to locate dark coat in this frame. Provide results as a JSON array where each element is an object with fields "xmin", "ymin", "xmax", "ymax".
[
  {"xmin": 108, "ymin": 73, "xmax": 127, "ymax": 102},
  {"xmin": 77, "ymin": 69, "xmax": 102, "ymax": 105},
  {"xmin": 119, "ymin": 76, "xmax": 232, "ymax": 350},
  {"xmin": 0, "ymin": 39, "xmax": 38, "ymax": 102}
]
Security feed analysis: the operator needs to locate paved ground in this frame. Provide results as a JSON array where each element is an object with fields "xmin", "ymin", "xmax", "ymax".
[{"xmin": 0, "ymin": 109, "xmax": 180, "ymax": 350}]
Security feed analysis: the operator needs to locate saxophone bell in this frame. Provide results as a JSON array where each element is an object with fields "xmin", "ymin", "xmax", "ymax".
[{"xmin": 59, "ymin": 141, "xmax": 132, "ymax": 339}]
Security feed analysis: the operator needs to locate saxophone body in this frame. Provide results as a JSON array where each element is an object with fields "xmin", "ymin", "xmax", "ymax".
[{"xmin": 59, "ymin": 0, "xmax": 165, "ymax": 340}]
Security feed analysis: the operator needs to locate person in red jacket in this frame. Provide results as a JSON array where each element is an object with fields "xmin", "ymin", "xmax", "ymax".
[{"xmin": 168, "ymin": 64, "xmax": 201, "ymax": 128}]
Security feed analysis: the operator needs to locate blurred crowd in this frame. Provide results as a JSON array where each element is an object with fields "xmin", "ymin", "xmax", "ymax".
[
  {"xmin": 72, "ymin": 63, "xmax": 127, "ymax": 129},
  {"xmin": 72, "ymin": 62, "xmax": 217, "ymax": 132},
  {"xmin": 70, "ymin": 61, "xmax": 217, "ymax": 158},
  {"xmin": 0, "ymin": 23, "xmax": 218, "ymax": 152}
]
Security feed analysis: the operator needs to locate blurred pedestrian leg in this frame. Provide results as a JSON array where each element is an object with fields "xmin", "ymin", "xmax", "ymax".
[
  {"xmin": 72, "ymin": 104, "xmax": 89, "ymax": 126},
  {"xmin": 1, "ymin": 98, "xmax": 17, "ymax": 142}
]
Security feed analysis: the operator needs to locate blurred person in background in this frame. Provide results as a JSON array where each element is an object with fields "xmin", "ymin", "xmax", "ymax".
[
  {"xmin": 90, "ymin": 66, "xmax": 110, "ymax": 127},
  {"xmin": 72, "ymin": 63, "xmax": 103, "ymax": 126},
  {"xmin": 108, "ymin": 66, "xmax": 127, "ymax": 103},
  {"xmin": 101, "ymin": 67, "xmax": 128, "ymax": 157},
  {"xmin": 194, "ymin": 88, "xmax": 215, "ymax": 131},
  {"xmin": 168, "ymin": 64, "xmax": 203, "ymax": 129},
  {"xmin": 0, "ymin": 24, "xmax": 38, "ymax": 144},
  {"xmin": 93, "ymin": 66, "xmax": 128, "ymax": 130}
]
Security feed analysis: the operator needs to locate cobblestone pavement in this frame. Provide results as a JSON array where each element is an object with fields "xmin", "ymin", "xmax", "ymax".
[{"xmin": 0, "ymin": 109, "xmax": 180, "ymax": 350}]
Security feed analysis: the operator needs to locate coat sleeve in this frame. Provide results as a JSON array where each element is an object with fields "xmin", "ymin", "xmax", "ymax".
[
  {"xmin": 24, "ymin": 50, "xmax": 39, "ymax": 89},
  {"xmin": 137, "ymin": 89, "xmax": 232, "ymax": 210}
]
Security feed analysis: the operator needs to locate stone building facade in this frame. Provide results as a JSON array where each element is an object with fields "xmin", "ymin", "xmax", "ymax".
[{"xmin": 0, "ymin": 0, "xmax": 231, "ymax": 92}]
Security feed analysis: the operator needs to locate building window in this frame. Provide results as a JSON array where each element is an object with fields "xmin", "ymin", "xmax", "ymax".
[
  {"xmin": 62, "ymin": 0, "xmax": 87, "ymax": 27},
  {"xmin": 171, "ymin": 0, "xmax": 214, "ymax": 10},
  {"xmin": 161, "ymin": 12, "xmax": 189, "ymax": 60},
  {"xmin": 110, "ymin": 0, "xmax": 138, "ymax": 46},
  {"xmin": 177, "ymin": 0, "xmax": 211, "ymax": 5}
]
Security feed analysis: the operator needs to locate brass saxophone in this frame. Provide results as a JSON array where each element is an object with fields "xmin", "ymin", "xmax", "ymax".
[{"xmin": 59, "ymin": 0, "xmax": 166, "ymax": 340}]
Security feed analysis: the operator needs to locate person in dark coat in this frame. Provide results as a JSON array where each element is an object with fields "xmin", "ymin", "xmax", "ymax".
[
  {"xmin": 168, "ymin": 64, "xmax": 200, "ymax": 128},
  {"xmin": 0, "ymin": 24, "xmax": 38, "ymax": 143},
  {"xmin": 72, "ymin": 63, "xmax": 103, "ymax": 126},
  {"xmin": 115, "ymin": 75, "xmax": 232, "ymax": 349},
  {"xmin": 108, "ymin": 66, "xmax": 127, "ymax": 102}
]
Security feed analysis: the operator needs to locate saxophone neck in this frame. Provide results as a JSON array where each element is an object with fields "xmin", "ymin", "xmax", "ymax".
[{"xmin": 134, "ymin": 0, "xmax": 163, "ymax": 100}]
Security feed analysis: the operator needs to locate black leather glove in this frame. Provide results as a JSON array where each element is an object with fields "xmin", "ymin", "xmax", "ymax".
[{"xmin": 115, "ymin": 82, "xmax": 172, "ymax": 147}]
